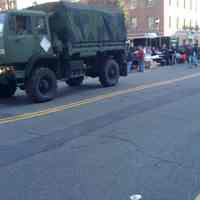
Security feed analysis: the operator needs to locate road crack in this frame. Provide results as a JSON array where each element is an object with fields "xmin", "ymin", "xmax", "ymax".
[{"xmin": 101, "ymin": 135, "xmax": 200, "ymax": 173}]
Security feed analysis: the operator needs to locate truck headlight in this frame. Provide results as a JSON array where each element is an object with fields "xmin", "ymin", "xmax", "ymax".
[
  {"xmin": 0, "ymin": 68, "xmax": 6, "ymax": 75},
  {"xmin": 0, "ymin": 67, "xmax": 15, "ymax": 75}
]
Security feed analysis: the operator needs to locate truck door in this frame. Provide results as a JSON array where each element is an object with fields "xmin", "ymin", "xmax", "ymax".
[
  {"xmin": 32, "ymin": 15, "xmax": 53, "ymax": 55},
  {"xmin": 6, "ymin": 14, "xmax": 35, "ymax": 63}
]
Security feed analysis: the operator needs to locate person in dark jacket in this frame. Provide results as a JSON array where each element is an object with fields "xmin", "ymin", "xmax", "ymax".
[
  {"xmin": 192, "ymin": 44, "xmax": 199, "ymax": 67},
  {"xmin": 185, "ymin": 44, "xmax": 194, "ymax": 64},
  {"xmin": 161, "ymin": 44, "xmax": 170, "ymax": 65},
  {"xmin": 168, "ymin": 46, "xmax": 176, "ymax": 65}
]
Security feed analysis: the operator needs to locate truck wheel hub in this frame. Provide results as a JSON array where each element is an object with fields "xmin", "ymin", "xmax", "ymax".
[
  {"xmin": 39, "ymin": 79, "xmax": 50, "ymax": 94},
  {"xmin": 108, "ymin": 66, "xmax": 116, "ymax": 79}
]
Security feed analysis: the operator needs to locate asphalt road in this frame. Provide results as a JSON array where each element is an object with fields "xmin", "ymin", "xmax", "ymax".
[{"xmin": 0, "ymin": 64, "xmax": 200, "ymax": 200}]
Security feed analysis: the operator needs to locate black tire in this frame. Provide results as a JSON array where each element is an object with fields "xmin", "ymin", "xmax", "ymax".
[
  {"xmin": 0, "ymin": 78, "xmax": 16, "ymax": 98},
  {"xmin": 25, "ymin": 67, "xmax": 57, "ymax": 103},
  {"xmin": 99, "ymin": 59, "xmax": 120, "ymax": 87},
  {"xmin": 19, "ymin": 85, "xmax": 25, "ymax": 90},
  {"xmin": 66, "ymin": 77, "xmax": 84, "ymax": 87}
]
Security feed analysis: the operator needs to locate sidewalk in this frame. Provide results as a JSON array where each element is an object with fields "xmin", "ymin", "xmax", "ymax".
[{"xmin": 127, "ymin": 62, "xmax": 195, "ymax": 74}]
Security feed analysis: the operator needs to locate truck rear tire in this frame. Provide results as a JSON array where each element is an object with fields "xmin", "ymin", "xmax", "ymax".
[
  {"xmin": 25, "ymin": 67, "xmax": 57, "ymax": 103},
  {"xmin": 99, "ymin": 59, "xmax": 120, "ymax": 87},
  {"xmin": 66, "ymin": 77, "xmax": 84, "ymax": 87},
  {"xmin": 0, "ymin": 79, "xmax": 16, "ymax": 98}
]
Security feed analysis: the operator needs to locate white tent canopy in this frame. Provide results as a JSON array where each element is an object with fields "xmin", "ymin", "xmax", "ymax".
[{"xmin": 144, "ymin": 33, "xmax": 158, "ymax": 39}]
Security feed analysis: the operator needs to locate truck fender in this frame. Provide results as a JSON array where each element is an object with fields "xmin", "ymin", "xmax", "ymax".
[{"xmin": 25, "ymin": 54, "xmax": 59, "ymax": 79}]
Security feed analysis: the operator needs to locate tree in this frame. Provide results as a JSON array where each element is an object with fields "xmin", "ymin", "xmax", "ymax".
[{"xmin": 116, "ymin": 0, "xmax": 129, "ymax": 23}]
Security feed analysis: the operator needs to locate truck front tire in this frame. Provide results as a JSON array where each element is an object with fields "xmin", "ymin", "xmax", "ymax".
[
  {"xmin": 25, "ymin": 67, "xmax": 57, "ymax": 103},
  {"xmin": 0, "ymin": 79, "xmax": 17, "ymax": 98},
  {"xmin": 66, "ymin": 77, "xmax": 84, "ymax": 87},
  {"xmin": 99, "ymin": 59, "xmax": 120, "ymax": 87}
]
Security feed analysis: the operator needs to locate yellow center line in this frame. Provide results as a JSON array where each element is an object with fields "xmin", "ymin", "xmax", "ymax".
[
  {"xmin": 195, "ymin": 194, "xmax": 200, "ymax": 200},
  {"xmin": 1, "ymin": 72, "xmax": 200, "ymax": 125}
]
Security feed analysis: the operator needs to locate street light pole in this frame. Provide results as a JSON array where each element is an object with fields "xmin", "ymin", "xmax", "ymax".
[{"xmin": 155, "ymin": 17, "xmax": 161, "ymax": 47}]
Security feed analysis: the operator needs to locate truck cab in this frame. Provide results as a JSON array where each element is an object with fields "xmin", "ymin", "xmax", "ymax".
[
  {"xmin": 0, "ymin": 10, "xmax": 52, "ymax": 66},
  {"xmin": 0, "ymin": 10, "xmax": 58, "ymax": 99}
]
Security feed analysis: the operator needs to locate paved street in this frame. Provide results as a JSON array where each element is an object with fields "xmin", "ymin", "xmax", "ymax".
[{"xmin": 0, "ymin": 64, "xmax": 200, "ymax": 200}]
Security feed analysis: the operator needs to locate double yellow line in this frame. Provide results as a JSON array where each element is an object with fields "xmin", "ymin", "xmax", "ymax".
[{"xmin": 0, "ymin": 72, "xmax": 200, "ymax": 125}]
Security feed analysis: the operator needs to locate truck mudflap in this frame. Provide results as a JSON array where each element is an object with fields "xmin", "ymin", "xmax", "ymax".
[
  {"xmin": 68, "ymin": 60, "xmax": 85, "ymax": 78},
  {"xmin": 120, "ymin": 61, "xmax": 128, "ymax": 77}
]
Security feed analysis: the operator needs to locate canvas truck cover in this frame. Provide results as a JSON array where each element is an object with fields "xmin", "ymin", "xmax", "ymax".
[{"xmin": 29, "ymin": 1, "xmax": 127, "ymax": 46}]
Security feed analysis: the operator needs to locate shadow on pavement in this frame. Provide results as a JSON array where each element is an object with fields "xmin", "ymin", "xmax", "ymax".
[{"xmin": 0, "ymin": 83, "xmax": 103, "ymax": 108}]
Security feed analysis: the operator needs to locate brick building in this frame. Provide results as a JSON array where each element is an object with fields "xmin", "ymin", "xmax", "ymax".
[
  {"xmin": 0, "ymin": 0, "xmax": 16, "ymax": 10},
  {"xmin": 128, "ymin": 0, "xmax": 200, "ymax": 40}
]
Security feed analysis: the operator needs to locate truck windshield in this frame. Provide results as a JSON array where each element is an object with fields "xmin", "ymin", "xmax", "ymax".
[{"xmin": 0, "ymin": 14, "xmax": 6, "ymax": 37}]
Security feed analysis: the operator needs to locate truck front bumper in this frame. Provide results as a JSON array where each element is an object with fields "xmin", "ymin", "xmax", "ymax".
[{"xmin": 0, "ymin": 67, "xmax": 16, "ymax": 85}]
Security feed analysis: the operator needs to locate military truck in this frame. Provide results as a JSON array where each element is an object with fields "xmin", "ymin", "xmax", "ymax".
[{"xmin": 0, "ymin": 1, "xmax": 127, "ymax": 102}]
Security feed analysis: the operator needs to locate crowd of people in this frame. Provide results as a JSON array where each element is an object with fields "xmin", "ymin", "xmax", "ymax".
[{"xmin": 127, "ymin": 43, "xmax": 200, "ymax": 73}]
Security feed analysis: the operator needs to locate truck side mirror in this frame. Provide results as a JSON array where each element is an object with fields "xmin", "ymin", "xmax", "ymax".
[
  {"xmin": 35, "ymin": 24, "xmax": 45, "ymax": 34},
  {"xmin": 34, "ymin": 17, "xmax": 47, "ymax": 35}
]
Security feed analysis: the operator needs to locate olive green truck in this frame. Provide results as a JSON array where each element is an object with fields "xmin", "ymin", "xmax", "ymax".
[{"xmin": 0, "ymin": 1, "xmax": 127, "ymax": 102}]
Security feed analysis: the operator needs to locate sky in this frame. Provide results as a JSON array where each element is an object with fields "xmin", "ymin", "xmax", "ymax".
[{"xmin": 17, "ymin": 0, "xmax": 59, "ymax": 9}]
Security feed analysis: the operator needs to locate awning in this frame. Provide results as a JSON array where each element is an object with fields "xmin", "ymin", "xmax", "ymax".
[{"xmin": 144, "ymin": 33, "xmax": 158, "ymax": 38}]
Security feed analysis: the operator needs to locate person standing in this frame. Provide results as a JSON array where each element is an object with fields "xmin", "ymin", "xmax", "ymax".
[
  {"xmin": 169, "ymin": 46, "xmax": 176, "ymax": 65},
  {"xmin": 137, "ymin": 46, "xmax": 145, "ymax": 72},
  {"xmin": 193, "ymin": 44, "xmax": 199, "ymax": 67},
  {"xmin": 127, "ymin": 48, "xmax": 133, "ymax": 73},
  {"xmin": 161, "ymin": 44, "xmax": 170, "ymax": 65},
  {"xmin": 186, "ymin": 44, "xmax": 194, "ymax": 65}
]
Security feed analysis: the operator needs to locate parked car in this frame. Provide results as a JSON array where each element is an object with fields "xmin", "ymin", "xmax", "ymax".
[{"xmin": 152, "ymin": 52, "xmax": 166, "ymax": 65}]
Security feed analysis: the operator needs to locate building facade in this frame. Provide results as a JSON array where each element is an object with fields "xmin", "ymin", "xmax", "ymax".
[
  {"xmin": 127, "ymin": 0, "xmax": 164, "ymax": 39},
  {"xmin": 0, "ymin": 0, "xmax": 16, "ymax": 10},
  {"xmin": 127, "ymin": 0, "xmax": 200, "ymax": 45}
]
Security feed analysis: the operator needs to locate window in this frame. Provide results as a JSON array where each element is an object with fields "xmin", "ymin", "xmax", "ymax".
[
  {"xmin": 148, "ymin": 16, "xmax": 156, "ymax": 31},
  {"xmin": 4, "ymin": 0, "xmax": 16, "ymax": 10},
  {"xmin": 9, "ymin": 15, "xmax": 32, "ymax": 35},
  {"xmin": 190, "ymin": 0, "xmax": 192, "ymax": 10},
  {"xmin": 129, "ymin": 16, "xmax": 137, "ymax": 29},
  {"xmin": 130, "ymin": 0, "xmax": 137, "ymax": 9},
  {"xmin": 177, "ymin": 0, "xmax": 179, "ymax": 7},
  {"xmin": 34, "ymin": 17, "xmax": 47, "ymax": 35},
  {"xmin": 195, "ymin": 0, "xmax": 197, "ymax": 12},
  {"xmin": 169, "ymin": 16, "xmax": 171, "ymax": 29},
  {"xmin": 190, "ymin": 19, "xmax": 192, "ymax": 28},
  {"xmin": 195, "ymin": 20, "xmax": 198, "ymax": 30},
  {"xmin": 176, "ymin": 17, "xmax": 179, "ymax": 29},
  {"xmin": 183, "ymin": 18, "xmax": 186, "ymax": 29},
  {"xmin": 147, "ymin": 0, "xmax": 154, "ymax": 7},
  {"xmin": 0, "ymin": 14, "xmax": 6, "ymax": 37}
]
